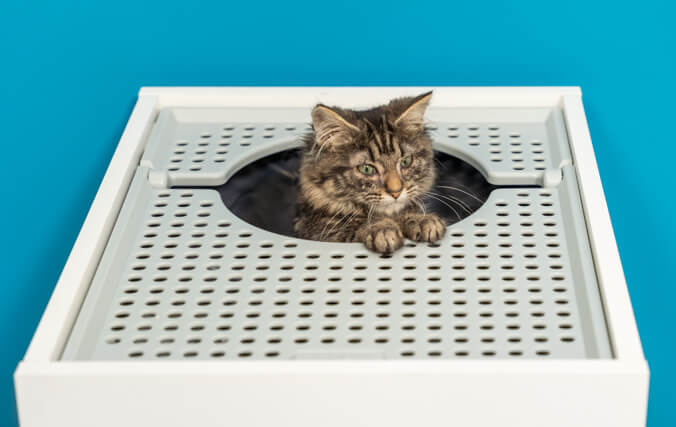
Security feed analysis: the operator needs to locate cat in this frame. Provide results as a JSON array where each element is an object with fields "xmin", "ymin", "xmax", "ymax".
[{"xmin": 294, "ymin": 91, "xmax": 446, "ymax": 253}]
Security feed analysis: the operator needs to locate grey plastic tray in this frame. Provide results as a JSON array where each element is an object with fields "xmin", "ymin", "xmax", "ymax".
[{"xmin": 62, "ymin": 106, "xmax": 611, "ymax": 360}]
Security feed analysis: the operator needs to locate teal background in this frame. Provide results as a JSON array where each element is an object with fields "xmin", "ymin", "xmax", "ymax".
[{"xmin": 1, "ymin": 0, "xmax": 674, "ymax": 425}]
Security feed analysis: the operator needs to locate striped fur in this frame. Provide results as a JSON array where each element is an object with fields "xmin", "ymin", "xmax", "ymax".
[{"xmin": 294, "ymin": 92, "xmax": 446, "ymax": 253}]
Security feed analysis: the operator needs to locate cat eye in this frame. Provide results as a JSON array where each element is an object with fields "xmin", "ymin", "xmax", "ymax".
[
  {"xmin": 400, "ymin": 156, "xmax": 412, "ymax": 169},
  {"xmin": 358, "ymin": 164, "xmax": 377, "ymax": 176}
]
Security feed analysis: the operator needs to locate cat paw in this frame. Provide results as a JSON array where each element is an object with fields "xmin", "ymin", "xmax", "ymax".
[
  {"xmin": 361, "ymin": 223, "xmax": 404, "ymax": 254},
  {"xmin": 403, "ymin": 214, "xmax": 446, "ymax": 243}
]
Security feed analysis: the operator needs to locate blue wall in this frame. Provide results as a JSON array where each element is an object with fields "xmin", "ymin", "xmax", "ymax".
[{"xmin": 1, "ymin": 1, "xmax": 674, "ymax": 425}]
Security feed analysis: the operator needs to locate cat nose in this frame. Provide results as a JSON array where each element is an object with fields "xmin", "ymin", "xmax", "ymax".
[{"xmin": 385, "ymin": 174, "xmax": 403, "ymax": 199}]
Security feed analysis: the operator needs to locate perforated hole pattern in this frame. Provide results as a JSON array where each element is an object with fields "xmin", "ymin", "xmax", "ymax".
[
  {"xmin": 81, "ymin": 185, "xmax": 585, "ymax": 360},
  {"xmin": 426, "ymin": 123, "xmax": 550, "ymax": 172},
  {"xmin": 63, "ymin": 108, "xmax": 607, "ymax": 360},
  {"xmin": 164, "ymin": 123, "xmax": 309, "ymax": 173},
  {"xmin": 142, "ymin": 116, "xmax": 558, "ymax": 186}
]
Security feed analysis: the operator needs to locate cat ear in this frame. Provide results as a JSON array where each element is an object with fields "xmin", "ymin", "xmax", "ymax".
[
  {"xmin": 311, "ymin": 104, "xmax": 360, "ymax": 150},
  {"xmin": 393, "ymin": 91, "xmax": 433, "ymax": 135}
]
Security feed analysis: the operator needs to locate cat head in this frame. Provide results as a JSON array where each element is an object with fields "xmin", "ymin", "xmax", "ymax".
[{"xmin": 301, "ymin": 91, "xmax": 435, "ymax": 215}]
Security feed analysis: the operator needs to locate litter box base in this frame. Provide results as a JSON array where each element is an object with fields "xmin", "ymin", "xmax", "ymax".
[{"xmin": 14, "ymin": 87, "xmax": 648, "ymax": 427}]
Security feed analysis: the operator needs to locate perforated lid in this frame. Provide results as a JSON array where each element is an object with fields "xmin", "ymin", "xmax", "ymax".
[
  {"xmin": 62, "ymin": 106, "xmax": 610, "ymax": 360},
  {"xmin": 140, "ymin": 107, "xmax": 569, "ymax": 188}
]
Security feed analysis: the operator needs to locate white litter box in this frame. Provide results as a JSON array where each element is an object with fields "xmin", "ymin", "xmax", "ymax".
[{"xmin": 14, "ymin": 87, "xmax": 649, "ymax": 427}]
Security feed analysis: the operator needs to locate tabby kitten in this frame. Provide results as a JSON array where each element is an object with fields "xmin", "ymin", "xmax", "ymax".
[{"xmin": 294, "ymin": 92, "xmax": 446, "ymax": 253}]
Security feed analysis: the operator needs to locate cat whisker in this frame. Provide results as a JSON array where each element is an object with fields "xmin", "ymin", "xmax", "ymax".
[
  {"xmin": 411, "ymin": 197, "xmax": 426, "ymax": 217},
  {"xmin": 436, "ymin": 185, "xmax": 485, "ymax": 203},
  {"xmin": 434, "ymin": 158, "xmax": 448, "ymax": 170},
  {"xmin": 314, "ymin": 138, "xmax": 331, "ymax": 160},
  {"xmin": 367, "ymin": 204, "xmax": 375, "ymax": 224},
  {"xmin": 319, "ymin": 207, "xmax": 345, "ymax": 241},
  {"xmin": 424, "ymin": 193, "xmax": 461, "ymax": 221},
  {"xmin": 342, "ymin": 211, "xmax": 361, "ymax": 234},
  {"xmin": 441, "ymin": 180, "xmax": 483, "ymax": 194},
  {"xmin": 426, "ymin": 191, "xmax": 472, "ymax": 214},
  {"xmin": 445, "ymin": 194, "xmax": 473, "ymax": 213},
  {"xmin": 327, "ymin": 210, "xmax": 359, "ymax": 237},
  {"xmin": 269, "ymin": 164, "xmax": 297, "ymax": 180},
  {"xmin": 446, "ymin": 195, "xmax": 473, "ymax": 214}
]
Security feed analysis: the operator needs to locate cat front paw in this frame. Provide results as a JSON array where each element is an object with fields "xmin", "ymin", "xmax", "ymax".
[
  {"xmin": 403, "ymin": 213, "xmax": 446, "ymax": 243},
  {"xmin": 360, "ymin": 221, "xmax": 404, "ymax": 254}
]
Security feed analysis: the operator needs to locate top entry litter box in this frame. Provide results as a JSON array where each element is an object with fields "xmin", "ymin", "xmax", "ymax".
[{"xmin": 15, "ymin": 87, "xmax": 649, "ymax": 427}]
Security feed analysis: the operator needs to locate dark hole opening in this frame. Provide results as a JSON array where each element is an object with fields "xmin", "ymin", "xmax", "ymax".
[{"xmin": 200, "ymin": 149, "xmax": 499, "ymax": 238}]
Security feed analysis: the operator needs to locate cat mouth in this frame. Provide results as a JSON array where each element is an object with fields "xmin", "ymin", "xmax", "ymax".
[
  {"xmin": 381, "ymin": 195, "xmax": 407, "ymax": 205},
  {"xmin": 377, "ymin": 190, "xmax": 410, "ymax": 210},
  {"xmin": 381, "ymin": 188, "xmax": 409, "ymax": 203}
]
